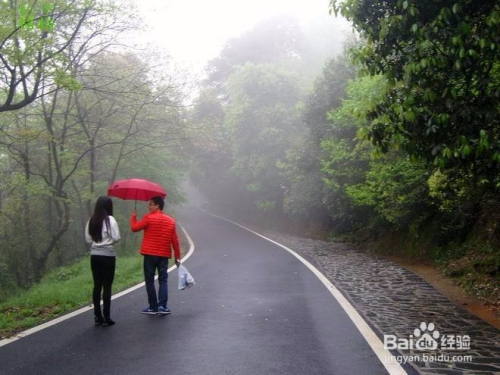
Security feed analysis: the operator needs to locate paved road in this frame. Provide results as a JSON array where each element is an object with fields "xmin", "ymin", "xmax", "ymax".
[{"xmin": 0, "ymin": 204, "xmax": 390, "ymax": 375}]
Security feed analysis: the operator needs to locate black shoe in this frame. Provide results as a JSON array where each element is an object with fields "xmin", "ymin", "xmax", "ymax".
[
  {"xmin": 141, "ymin": 307, "xmax": 158, "ymax": 315},
  {"xmin": 158, "ymin": 306, "xmax": 171, "ymax": 315},
  {"xmin": 94, "ymin": 316, "xmax": 103, "ymax": 326},
  {"xmin": 102, "ymin": 318, "xmax": 115, "ymax": 327}
]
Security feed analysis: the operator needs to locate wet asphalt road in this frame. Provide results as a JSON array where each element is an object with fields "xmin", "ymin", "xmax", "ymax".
[{"xmin": 0, "ymin": 203, "xmax": 388, "ymax": 375}]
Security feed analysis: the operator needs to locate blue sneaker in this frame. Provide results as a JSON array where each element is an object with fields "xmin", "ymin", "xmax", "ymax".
[
  {"xmin": 158, "ymin": 306, "xmax": 171, "ymax": 315},
  {"xmin": 141, "ymin": 307, "xmax": 158, "ymax": 315}
]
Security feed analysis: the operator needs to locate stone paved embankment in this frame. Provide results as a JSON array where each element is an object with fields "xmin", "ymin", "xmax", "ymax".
[{"xmin": 259, "ymin": 230, "xmax": 500, "ymax": 375}]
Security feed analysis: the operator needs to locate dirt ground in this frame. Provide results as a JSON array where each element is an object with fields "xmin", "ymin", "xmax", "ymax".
[{"xmin": 383, "ymin": 255, "xmax": 500, "ymax": 330}]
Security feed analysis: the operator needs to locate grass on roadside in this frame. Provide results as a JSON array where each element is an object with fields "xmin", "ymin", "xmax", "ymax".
[{"xmin": 0, "ymin": 255, "xmax": 147, "ymax": 340}]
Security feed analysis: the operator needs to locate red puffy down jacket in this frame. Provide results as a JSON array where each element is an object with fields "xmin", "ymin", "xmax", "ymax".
[{"xmin": 131, "ymin": 211, "xmax": 181, "ymax": 259}]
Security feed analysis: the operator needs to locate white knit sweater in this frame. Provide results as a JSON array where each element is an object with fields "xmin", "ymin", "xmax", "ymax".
[{"xmin": 85, "ymin": 216, "xmax": 121, "ymax": 257}]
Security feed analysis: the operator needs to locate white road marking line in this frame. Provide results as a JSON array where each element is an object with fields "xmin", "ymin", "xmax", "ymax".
[
  {"xmin": 199, "ymin": 208, "xmax": 407, "ymax": 375},
  {"xmin": 0, "ymin": 225, "xmax": 195, "ymax": 348}
]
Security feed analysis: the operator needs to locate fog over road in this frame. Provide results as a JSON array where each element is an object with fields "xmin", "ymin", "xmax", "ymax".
[{"xmin": 0, "ymin": 200, "xmax": 395, "ymax": 374}]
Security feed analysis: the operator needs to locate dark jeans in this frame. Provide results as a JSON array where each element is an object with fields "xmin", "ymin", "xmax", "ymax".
[
  {"xmin": 90, "ymin": 255, "xmax": 116, "ymax": 319},
  {"xmin": 143, "ymin": 255, "xmax": 169, "ymax": 310}
]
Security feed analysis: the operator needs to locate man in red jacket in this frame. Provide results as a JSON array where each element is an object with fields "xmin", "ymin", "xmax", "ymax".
[{"xmin": 131, "ymin": 196, "xmax": 181, "ymax": 315}]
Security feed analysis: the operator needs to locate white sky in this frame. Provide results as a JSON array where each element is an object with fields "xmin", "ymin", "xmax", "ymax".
[{"xmin": 132, "ymin": 0, "xmax": 348, "ymax": 72}]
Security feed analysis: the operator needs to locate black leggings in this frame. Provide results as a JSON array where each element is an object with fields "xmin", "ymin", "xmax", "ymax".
[{"xmin": 90, "ymin": 255, "xmax": 116, "ymax": 319}]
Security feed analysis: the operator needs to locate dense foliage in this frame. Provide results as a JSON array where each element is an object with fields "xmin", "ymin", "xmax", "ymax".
[{"xmin": 330, "ymin": 0, "xmax": 500, "ymax": 183}]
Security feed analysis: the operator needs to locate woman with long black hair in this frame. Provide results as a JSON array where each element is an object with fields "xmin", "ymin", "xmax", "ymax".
[{"xmin": 85, "ymin": 196, "xmax": 121, "ymax": 326}]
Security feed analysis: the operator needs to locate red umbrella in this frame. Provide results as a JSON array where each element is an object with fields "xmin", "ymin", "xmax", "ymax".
[{"xmin": 107, "ymin": 178, "xmax": 167, "ymax": 201}]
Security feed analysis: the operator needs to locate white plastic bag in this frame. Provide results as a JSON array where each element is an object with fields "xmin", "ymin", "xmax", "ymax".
[{"xmin": 178, "ymin": 264, "xmax": 195, "ymax": 290}]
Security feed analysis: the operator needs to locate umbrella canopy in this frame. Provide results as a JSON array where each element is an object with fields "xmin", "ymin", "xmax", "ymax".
[{"xmin": 107, "ymin": 178, "xmax": 167, "ymax": 201}]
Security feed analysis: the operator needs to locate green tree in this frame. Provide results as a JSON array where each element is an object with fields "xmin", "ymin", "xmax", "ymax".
[
  {"xmin": 345, "ymin": 156, "xmax": 431, "ymax": 231},
  {"xmin": 205, "ymin": 15, "xmax": 306, "ymax": 91},
  {"xmin": 279, "ymin": 53, "xmax": 355, "ymax": 228},
  {"xmin": 0, "ymin": 0, "xmax": 96, "ymax": 111},
  {"xmin": 319, "ymin": 75, "xmax": 384, "ymax": 233},
  {"xmin": 188, "ymin": 88, "xmax": 233, "ymax": 205},
  {"xmin": 224, "ymin": 63, "xmax": 303, "ymax": 214},
  {"xmin": 330, "ymin": 0, "xmax": 500, "ymax": 183}
]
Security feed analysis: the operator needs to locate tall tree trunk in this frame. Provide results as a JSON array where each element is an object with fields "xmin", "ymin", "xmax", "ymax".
[
  {"xmin": 88, "ymin": 138, "xmax": 95, "ymax": 215},
  {"xmin": 21, "ymin": 134, "xmax": 38, "ymax": 282},
  {"xmin": 72, "ymin": 179, "xmax": 88, "ymax": 247},
  {"xmin": 47, "ymin": 141, "xmax": 54, "ymax": 237},
  {"xmin": 35, "ymin": 198, "xmax": 70, "ymax": 281}
]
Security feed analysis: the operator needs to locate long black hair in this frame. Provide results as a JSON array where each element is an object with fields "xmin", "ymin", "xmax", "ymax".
[{"xmin": 88, "ymin": 196, "xmax": 113, "ymax": 242}]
